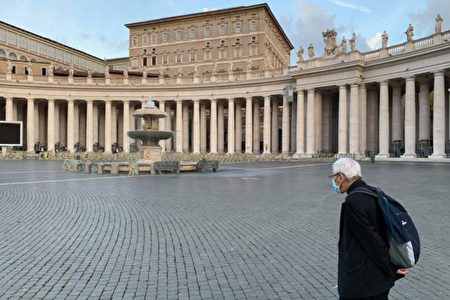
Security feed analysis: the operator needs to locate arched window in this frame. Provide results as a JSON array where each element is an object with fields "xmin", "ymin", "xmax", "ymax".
[
  {"xmin": 0, "ymin": 49, "xmax": 5, "ymax": 57},
  {"xmin": 20, "ymin": 55, "xmax": 28, "ymax": 61},
  {"xmin": 8, "ymin": 52, "xmax": 17, "ymax": 60}
]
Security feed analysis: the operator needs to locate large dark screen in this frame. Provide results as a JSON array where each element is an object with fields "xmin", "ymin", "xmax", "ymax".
[{"xmin": 0, "ymin": 122, "xmax": 22, "ymax": 145}]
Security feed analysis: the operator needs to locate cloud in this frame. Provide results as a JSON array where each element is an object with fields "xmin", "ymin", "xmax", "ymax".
[
  {"xmin": 289, "ymin": 0, "xmax": 337, "ymax": 58},
  {"xmin": 409, "ymin": 0, "xmax": 450, "ymax": 37},
  {"xmin": 328, "ymin": 0, "xmax": 373, "ymax": 15},
  {"xmin": 368, "ymin": 32, "xmax": 382, "ymax": 49}
]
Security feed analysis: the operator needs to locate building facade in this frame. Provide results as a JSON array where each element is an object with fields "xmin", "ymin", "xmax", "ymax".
[{"xmin": 0, "ymin": 4, "xmax": 449, "ymax": 159}]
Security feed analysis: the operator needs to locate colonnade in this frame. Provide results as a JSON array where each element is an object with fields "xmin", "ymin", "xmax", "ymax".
[{"xmin": 0, "ymin": 70, "xmax": 449, "ymax": 158}]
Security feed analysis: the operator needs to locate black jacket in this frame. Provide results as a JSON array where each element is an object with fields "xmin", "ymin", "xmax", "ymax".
[{"xmin": 338, "ymin": 179, "xmax": 398, "ymax": 298}]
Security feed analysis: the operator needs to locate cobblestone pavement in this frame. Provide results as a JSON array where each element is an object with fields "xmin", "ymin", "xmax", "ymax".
[{"xmin": 0, "ymin": 160, "xmax": 449, "ymax": 299}]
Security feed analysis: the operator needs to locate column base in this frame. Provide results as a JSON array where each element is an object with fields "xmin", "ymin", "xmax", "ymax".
[
  {"xmin": 375, "ymin": 153, "xmax": 390, "ymax": 159},
  {"xmin": 429, "ymin": 153, "xmax": 446, "ymax": 159},
  {"xmin": 401, "ymin": 153, "xmax": 417, "ymax": 159}
]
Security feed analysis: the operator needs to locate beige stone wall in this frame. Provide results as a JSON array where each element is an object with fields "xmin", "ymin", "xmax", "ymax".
[
  {"xmin": 0, "ymin": 23, "xmax": 105, "ymax": 73},
  {"xmin": 127, "ymin": 6, "xmax": 289, "ymax": 77}
]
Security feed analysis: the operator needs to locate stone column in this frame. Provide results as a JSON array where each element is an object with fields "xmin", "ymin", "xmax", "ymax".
[
  {"xmin": 377, "ymin": 81, "xmax": 390, "ymax": 158},
  {"xmin": 349, "ymin": 83, "xmax": 360, "ymax": 154},
  {"xmin": 34, "ymin": 102, "xmax": 39, "ymax": 145},
  {"xmin": 84, "ymin": 100, "xmax": 93, "ymax": 152},
  {"xmin": 315, "ymin": 92, "xmax": 322, "ymax": 152},
  {"xmin": 418, "ymin": 80, "xmax": 430, "ymax": 141},
  {"xmin": 271, "ymin": 99, "xmax": 279, "ymax": 153},
  {"xmin": 295, "ymin": 90, "xmax": 305, "ymax": 155},
  {"xmin": 218, "ymin": 100, "xmax": 225, "ymax": 153},
  {"xmin": 93, "ymin": 102, "xmax": 98, "ymax": 147},
  {"xmin": 227, "ymin": 98, "xmax": 235, "ymax": 154},
  {"xmin": 245, "ymin": 97, "xmax": 253, "ymax": 153},
  {"xmin": 367, "ymin": 90, "xmax": 379, "ymax": 153},
  {"xmin": 183, "ymin": 101, "xmax": 189, "ymax": 152},
  {"xmin": 5, "ymin": 97, "xmax": 13, "ymax": 121},
  {"xmin": 193, "ymin": 99, "xmax": 200, "ymax": 153},
  {"xmin": 290, "ymin": 101, "xmax": 297, "ymax": 153},
  {"xmin": 338, "ymin": 85, "xmax": 348, "ymax": 154},
  {"xmin": 210, "ymin": 99, "xmax": 218, "ymax": 153},
  {"xmin": 263, "ymin": 95, "xmax": 271, "ymax": 153},
  {"xmin": 430, "ymin": 70, "xmax": 446, "ymax": 158},
  {"xmin": 47, "ymin": 99, "xmax": 55, "ymax": 152},
  {"xmin": 165, "ymin": 104, "xmax": 173, "ymax": 152},
  {"xmin": 402, "ymin": 77, "xmax": 416, "ymax": 158},
  {"xmin": 104, "ymin": 100, "xmax": 112, "ymax": 153},
  {"xmin": 253, "ymin": 101, "xmax": 260, "ymax": 153},
  {"xmin": 67, "ymin": 99, "xmax": 75, "ymax": 153},
  {"xmin": 176, "ymin": 100, "xmax": 183, "ymax": 152},
  {"xmin": 282, "ymin": 94, "xmax": 290, "ymax": 153},
  {"xmin": 122, "ymin": 100, "xmax": 130, "ymax": 153},
  {"xmin": 27, "ymin": 99, "xmax": 35, "ymax": 152},
  {"xmin": 235, "ymin": 100, "xmax": 242, "ymax": 153},
  {"xmin": 359, "ymin": 85, "xmax": 367, "ymax": 155},
  {"xmin": 306, "ymin": 89, "xmax": 316, "ymax": 156},
  {"xmin": 321, "ymin": 94, "xmax": 331, "ymax": 152},
  {"xmin": 157, "ymin": 101, "xmax": 166, "ymax": 151},
  {"xmin": 74, "ymin": 103, "xmax": 80, "ymax": 147},
  {"xmin": 391, "ymin": 83, "xmax": 402, "ymax": 142},
  {"xmin": 200, "ymin": 102, "xmax": 207, "ymax": 153}
]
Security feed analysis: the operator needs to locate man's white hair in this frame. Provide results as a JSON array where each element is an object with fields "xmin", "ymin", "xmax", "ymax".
[{"xmin": 332, "ymin": 158, "xmax": 362, "ymax": 180}]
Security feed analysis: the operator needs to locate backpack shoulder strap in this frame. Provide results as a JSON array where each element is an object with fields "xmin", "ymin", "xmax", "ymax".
[{"xmin": 349, "ymin": 187, "xmax": 379, "ymax": 198}]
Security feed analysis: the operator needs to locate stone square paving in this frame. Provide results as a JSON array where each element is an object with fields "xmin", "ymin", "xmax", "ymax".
[{"xmin": 0, "ymin": 160, "xmax": 449, "ymax": 299}]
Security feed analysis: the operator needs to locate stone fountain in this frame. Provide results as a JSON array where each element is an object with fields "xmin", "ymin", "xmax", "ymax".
[{"xmin": 127, "ymin": 99, "xmax": 173, "ymax": 165}]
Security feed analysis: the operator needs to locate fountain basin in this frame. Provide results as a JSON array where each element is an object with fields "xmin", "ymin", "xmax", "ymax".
[{"xmin": 127, "ymin": 130, "xmax": 173, "ymax": 146}]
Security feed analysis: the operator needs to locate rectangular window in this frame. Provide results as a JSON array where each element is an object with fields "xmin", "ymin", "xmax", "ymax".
[
  {"xmin": 190, "ymin": 29, "xmax": 197, "ymax": 39},
  {"xmin": 251, "ymin": 45, "xmax": 258, "ymax": 56},
  {"xmin": 204, "ymin": 50, "xmax": 211, "ymax": 60},
  {"xmin": 163, "ymin": 54, "xmax": 168, "ymax": 64},
  {"xmin": 235, "ymin": 22, "xmax": 241, "ymax": 33},
  {"xmin": 143, "ymin": 57, "xmax": 147, "ymax": 66},
  {"xmin": 250, "ymin": 20, "xmax": 257, "ymax": 31},
  {"xmin": 151, "ymin": 56, "xmax": 156, "ymax": 65},
  {"xmin": 219, "ymin": 24, "xmax": 226, "ymax": 35},
  {"xmin": 6, "ymin": 31, "xmax": 17, "ymax": 45},
  {"xmin": 190, "ymin": 52, "xmax": 196, "ymax": 62},
  {"xmin": 19, "ymin": 36, "xmax": 27, "ymax": 49},
  {"xmin": 12, "ymin": 66, "xmax": 16, "ymax": 74},
  {"xmin": 175, "ymin": 30, "xmax": 182, "ymax": 41},
  {"xmin": 176, "ymin": 53, "xmax": 182, "ymax": 63},
  {"xmin": 234, "ymin": 48, "xmax": 241, "ymax": 58},
  {"xmin": 132, "ymin": 57, "xmax": 138, "ymax": 67},
  {"xmin": 142, "ymin": 34, "xmax": 148, "ymax": 45},
  {"xmin": 204, "ymin": 26, "xmax": 211, "ymax": 37},
  {"xmin": 151, "ymin": 33, "xmax": 157, "ymax": 44},
  {"xmin": 132, "ymin": 36, "xmax": 138, "ymax": 47},
  {"xmin": 41, "ymin": 68, "xmax": 46, "ymax": 76},
  {"xmin": 162, "ymin": 32, "xmax": 168, "ymax": 43},
  {"xmin": 219, "ymin": 49, "xmax": 226, "ymax": 59}
]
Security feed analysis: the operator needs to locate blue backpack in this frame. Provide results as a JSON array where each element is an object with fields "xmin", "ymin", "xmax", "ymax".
[{"xmin": 351, "ymin": 187, "xmax": 420, "ymax": 268}]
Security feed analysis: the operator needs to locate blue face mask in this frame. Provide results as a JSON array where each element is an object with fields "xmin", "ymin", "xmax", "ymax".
[{"xmin": 331, "ymin": 178, "xmax": 341, "ymax": 193}]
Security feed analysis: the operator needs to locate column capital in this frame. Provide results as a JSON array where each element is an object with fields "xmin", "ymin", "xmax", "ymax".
[
  {"xmin": 350, "ymin": 83, "xmax": 359, "ymax": 88},
  {"xmin": 378, "ymin": 80, "xmax": 389, "ymax": 86},
  {"xmin": 404, "ymin": 76, "xmax": 415, "ymax": 81},
  {"xmin": 339, "ymin": 85, "xmax": 347, "ymax": 89},
  {"xmin": 433, "ymin": 70, "xmax": 445, "ymax": 76}
]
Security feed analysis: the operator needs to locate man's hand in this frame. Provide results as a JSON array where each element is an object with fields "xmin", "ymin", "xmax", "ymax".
[{"xmin": 396, "ymin": 268, "xmax": 409, "ymax": 275}]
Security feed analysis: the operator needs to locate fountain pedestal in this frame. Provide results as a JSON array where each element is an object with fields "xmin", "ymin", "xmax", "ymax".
[
  {"xmin": 139, "ymin": 145, "xmax": 162, "ymax": 164},
  {"xmin": 127, "ymin": 100, "xmax": 173, "ymax": 173}
]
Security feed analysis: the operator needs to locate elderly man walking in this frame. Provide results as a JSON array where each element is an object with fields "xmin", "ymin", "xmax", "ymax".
[{"xmin": 330, "ymin": 158, "xmax": 407, "ymax": 300}]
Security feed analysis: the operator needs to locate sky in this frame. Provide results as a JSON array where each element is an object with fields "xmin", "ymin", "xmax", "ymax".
[{"xmin": 1, "ymin": 0, "xmax": 449, "ymax": 65}]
